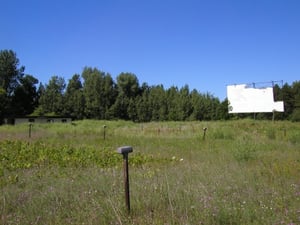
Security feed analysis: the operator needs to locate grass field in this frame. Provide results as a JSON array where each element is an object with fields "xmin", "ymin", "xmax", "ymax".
[{"xmin": 0, "ymin": 120, "xmax": 299, "ymax": 224}]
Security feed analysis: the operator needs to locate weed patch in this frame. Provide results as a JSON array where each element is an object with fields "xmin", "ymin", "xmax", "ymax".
[
  {"xmin": 232, "ymin": 139, "xmax": 258, "ymax": 162},
  {"xmin": 0, "ymin": 120, "xmax": 299, "ymax": 224}
]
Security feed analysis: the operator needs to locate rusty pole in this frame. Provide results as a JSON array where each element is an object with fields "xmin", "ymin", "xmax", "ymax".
[
  {"xmin": 29, "ymin": 123, "xmax": 33, "ymax": 138},
  {"xmin": 203, "ymin": 127, "xmax": 207, "ymax": 140},
  {"xmin": 117, "ymin": 146, "xmax": 133, "ymax": 213},
  {"xmin": 103, "ymin": 125, "xmax": 107, "ymax": 140},
  {"xmin": 123, "ymin": 153, "xmax": 130, "ymax": 212}
]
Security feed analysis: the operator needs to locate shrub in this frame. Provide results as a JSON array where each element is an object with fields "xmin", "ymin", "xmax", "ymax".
[
  {"xmin": 291, "ymin": 109, "xmax": 300, "ymax": 122},
  {"xmin": 233, "ymin": 139, "xmax": 257, "ymax": 162}
]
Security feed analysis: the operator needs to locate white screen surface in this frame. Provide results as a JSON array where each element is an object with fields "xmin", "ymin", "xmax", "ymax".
[{"xmin": 227, "ymin": 84, "xmax": 284, "ymax": 113}]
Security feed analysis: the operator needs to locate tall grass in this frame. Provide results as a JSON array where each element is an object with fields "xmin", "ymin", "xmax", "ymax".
[{"xmin": 0, "ymin": 120, "xmax": 299, "ymax": 224}]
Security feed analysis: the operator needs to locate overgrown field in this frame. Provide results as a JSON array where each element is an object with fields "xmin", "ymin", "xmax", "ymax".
[{"xmin": 0, "ymin": 120, "xmax": 299, "ymax": 224}]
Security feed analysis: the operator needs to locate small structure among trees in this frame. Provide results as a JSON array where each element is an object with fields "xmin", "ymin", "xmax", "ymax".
[{"xmin": 11, "ymin": 116, "xmax": 72, "ymax": 125}]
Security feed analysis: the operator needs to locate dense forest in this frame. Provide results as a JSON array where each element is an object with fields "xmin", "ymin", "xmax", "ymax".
[{"xmin": 1, "ymin": 49, "xmax": 300, "ymax": 123}]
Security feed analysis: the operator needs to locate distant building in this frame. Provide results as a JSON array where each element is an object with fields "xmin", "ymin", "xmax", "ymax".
[{"xmin": 5, "ymin": 116, "xmax": 72, "ymax": 125}]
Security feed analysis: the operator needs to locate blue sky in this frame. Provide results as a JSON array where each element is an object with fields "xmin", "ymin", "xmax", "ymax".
[{"xmin": 1, "ymin": 0, "xmax": 299, "ymax": 100}]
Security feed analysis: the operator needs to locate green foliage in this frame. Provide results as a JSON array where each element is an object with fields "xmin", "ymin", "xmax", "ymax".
[
  {"xmin": 116, "ymin": 72, "xmax": 139, "ymax": 98},
  {"xmin": 148, "ymin": 85, "xmax": 167, "ymax": 121},
  {"xmin": 266, "ymin": 128, "xmax": 276, "ymax": 140},
  {"xmin": 0, "ymin": 50, "xmax": 27, "ymax": 120},
  {"xmin": 0, "ymin": 87, "xmax": 6, "ymax": 121},
  {"xmin": 212, "ymin": 129, "xmax": 234, "ymax": 140},
  {"xmin": 0, "ymin": 50, "xmax": 24, "ymax": 96},
  {"xmin": 1, "ymin": 49, "xmax": 300, "ymax": 122},
  {"xmin": 64, "ymin": 74, "xmax": 85, "ymax": 119},
  {"xmin": 0, "ymin": 140, "xmax": 155, "ymax": 174},
  {"xmin": 291, "ymin": 108, "xmax": 300, "ymax": 122},
  {"xmin": 11, "ymin": 75, "xmax": 39, "ymax": 116},
  {"xmin": 288, "ymin": 132, "xmax": 300, "ymax": 144},
  {"xmin": 0, "ymin": 120, "xmax": 300, "ymax": 224},
  {"xmin": 81, "ymin": 67, "xmax": 116, "ymax": 119},
  {"xmin": 38, "ymin": 76, "xmax": 65, "ymax": 115},
  {"xmin": 232, "ymin": 137, "xmax": 258, "ymax": 162}
]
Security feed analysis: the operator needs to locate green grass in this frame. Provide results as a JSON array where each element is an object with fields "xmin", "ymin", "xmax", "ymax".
[{"xmin": 0, "ymin": 120, "xmax": 300, "ymax": 224}]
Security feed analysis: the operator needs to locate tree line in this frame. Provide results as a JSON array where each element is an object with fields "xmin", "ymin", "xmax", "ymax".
[{"xmin": 1, "ymin": 49, "xmax": 299, "ymax": 123}]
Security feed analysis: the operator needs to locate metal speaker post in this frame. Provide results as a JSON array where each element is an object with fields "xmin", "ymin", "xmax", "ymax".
[{"xmin": 117, "ymin": 146, "xmax": 133, "ymax": 213}]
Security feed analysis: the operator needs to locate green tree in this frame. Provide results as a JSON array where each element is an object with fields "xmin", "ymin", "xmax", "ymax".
[
  {"xmin": 111, "ymin": 73, "xmax": 139, "ymax": 119},
  {"xmin": 38, "ymin": 76, "xmax": 66, "ymax": 115},
  {"xmin": 116, "ymin": 73, "xmax": 139, "ymax": 98},
  {"xmin": 217, "ymin": 98, "xmax": 231, "ymax": 120},
  {"xmin": 209, "ymin": 96, "xmax": 221, "ymax": 120},
  {"xmin": 167, "ymin": 86, "xmax": 186, "ymax": 121},
  {"xmin": 178, "ymin": 85, "xmax": 192, "ymax": 120},
  {"xmin": 0, "ymin": 50, "xmax": 25, "ymax": 120},
  {"xmin": 133, "ymin": 82, "xmax": 151, "ymax": 122},
  {"xmin": 273, "ymin": 84, "xmax": 282, "ymax": 102},
  {"xmin": 82, "ymin": 67, "xmax": 103, "ymax": 119},
  {"xmin": 135, "ymin": 92, "xmax": 151, "ymax": 122},
  {"xmin": 11, "ymin": 75, "xmax": 39, "ymax": 116},
  {"xmin": 190, "ymin": 91, "xmax": 219, "ymax": 121},
  {"xmin": 0, "ymin": 50, "xmax": 24, "ymax": 96},
  {"xmin": 0, "ymin": 88, "xmax": 6, "ymax": 123},
  {"xmin": 148, "ymin": 85, "xmax": 167, "ymax": 121},
  {"xmin": 280, "ymin": 83, "xmax": 294, "ymax": 119},
  {"xmin": 128, "ymin": 98, "xmax": 138, "ymax": 121},
  {"xmin": 102, "ymin": 74, "xmax": 117, "ymax": 119},
  {"xmin": 64, "ymin": 74, "xmax": 85, "ymax": 119},
  {"xmin": 190, "ymin": 89, "xmax": 203, "ymax": 120},
  {"xmin": 31, "ymin": 83, "xmax": 45, "ymax": 116},
  {"xmin": 291, "ymin": 81, "xmax": 300, "ymax": 121},
  {"xmin": 291, "ymin": 81, "xmax": 300, "ymax": 107},
  {"xmin": 110, "ymin": 94, "xmax": 130, "ymax": 119},
  {"xmin": 82, "ymin": 67, "xmax": 115, "ymax": 119}
]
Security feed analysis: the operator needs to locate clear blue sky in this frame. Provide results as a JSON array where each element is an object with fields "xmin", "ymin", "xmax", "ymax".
[{"xmin": 1, "ymin": 0, "xmax": 299, "ymax": 100}]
